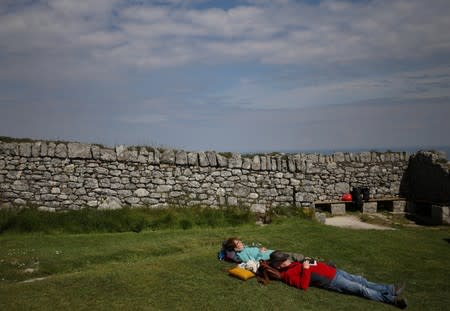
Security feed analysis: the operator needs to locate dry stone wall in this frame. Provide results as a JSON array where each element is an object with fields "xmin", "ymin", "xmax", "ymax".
[{"xmin": 0, "ymin": 140, "xmax": 415, "ymax": 213}]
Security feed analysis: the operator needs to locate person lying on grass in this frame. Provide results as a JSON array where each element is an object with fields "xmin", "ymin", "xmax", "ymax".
[
  {"xmin": 269, "ymin": 251, "xmax": 408, "ymax": 309},
  {"xmin": 223, "ymin": 237, "xmax": 305, "ymax": 263}
]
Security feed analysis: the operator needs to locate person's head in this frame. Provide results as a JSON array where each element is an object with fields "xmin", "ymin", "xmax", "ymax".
[
  {"xmin": 224, "ymin": 237, "xmax": 245, "ymax": 251},
  {"xmin": 270, "ymin": 251, "xmax": 291, "ymax": 269}
]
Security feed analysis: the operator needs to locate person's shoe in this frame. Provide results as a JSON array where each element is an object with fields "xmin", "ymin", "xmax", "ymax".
[
  {"xmin": 394, "ymin": 282, "xmax": 406, "ymax": 296},
  {"xmin": 393, "ymin": 296, "xmax": 408, "ymax": 309}
]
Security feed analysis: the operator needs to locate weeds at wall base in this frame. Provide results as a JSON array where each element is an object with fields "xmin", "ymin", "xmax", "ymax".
[{"xmin": 0, "ymin": 204, "xmax": 311, "ymax": 234}]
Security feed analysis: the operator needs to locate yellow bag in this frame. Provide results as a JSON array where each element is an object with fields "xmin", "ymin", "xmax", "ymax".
[{"xmin": 228, "ymin": 266, "xmax": 255, "ymax": 281}]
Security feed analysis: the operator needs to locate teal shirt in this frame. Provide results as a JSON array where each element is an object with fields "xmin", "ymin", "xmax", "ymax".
[{"xmin": 236, "ymin": 246, "xmax": 273, "ymax": 262}]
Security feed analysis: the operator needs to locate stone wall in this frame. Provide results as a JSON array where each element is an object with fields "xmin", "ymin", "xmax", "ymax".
[{"xmin": 0, "ymin": 140, "xmax": 414, "ymax": 214}]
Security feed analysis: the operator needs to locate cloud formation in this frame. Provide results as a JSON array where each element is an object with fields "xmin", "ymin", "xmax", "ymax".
[
  {"xmin": 0, "ymin": 0, "xmax": 449, "ymax": 152},
  {"xmin": 2, "ymin": 0, "xmax": 449, "ymax": 74}
]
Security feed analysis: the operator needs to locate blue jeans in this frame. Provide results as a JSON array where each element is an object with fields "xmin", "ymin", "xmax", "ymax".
[{"xmin": 327, "ymin": 269, "xmax": 395, "ymax": 304}]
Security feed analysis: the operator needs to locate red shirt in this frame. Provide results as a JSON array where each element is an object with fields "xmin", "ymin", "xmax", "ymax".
[{"xmin": 279, "ymin": 261, "xmax": 337, "ymax": 290}]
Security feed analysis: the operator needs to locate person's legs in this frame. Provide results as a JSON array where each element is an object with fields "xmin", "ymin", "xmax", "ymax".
[
  {"xmin": 327, "ymin": 269, "xmax": 395, "ymax": 304},
  {"xmin": 337, "ymin": 269, "xmax": 395, "ymax": 294}
]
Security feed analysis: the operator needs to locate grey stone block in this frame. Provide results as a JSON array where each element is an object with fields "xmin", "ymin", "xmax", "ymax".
[
  {"xmin": 205, "ymin": 151, "xmax": 217, "ymax": 167},
  {"xmin": 187, "ymin": 152, "xmax": 198, "ymax": 166},
  {"xmin": 315, "ymin": 212, "xmax": 326, "ymax": 224},
  {"xmin": 228, "ymin": 153, "xmax": 242, "ymax": 168},
  {"xmin": 362, "ymin": 202, "xmax": 377, "ymax": 214},
  {"xmin": 198, "ymin": 152, "xmax": 209, "ymax": 167},
  {"xmin": 216, "ymin": 153, "xmax": 228, "ymax": 167},
  {"xmin": 55, "ymin": 143, "xmax": 67, "ymax": 158},
  {"xmin": 19, "ymin": 143, "xmax": 32, "ymax": 157},
  {"xmin": 252, "ymin": 155, "xmax": 261, "ymax": 171},
  {"xmin": 393, "ymin": 200, "xmax": 406, "ymax": 213},
  {"xmin": 331, "ymin": 203, "xmax": 346, "ymax": 215},
  {"xmin": 68, "ymin": 143, "xmax": 92, "ymax": 159},
  {"xmin": 175, "ymin": 150, "xmax": 188, "ymax": 165}
]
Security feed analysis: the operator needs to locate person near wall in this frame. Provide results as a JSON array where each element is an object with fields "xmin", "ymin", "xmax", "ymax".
[
  {"xmin": 222, "ymin": 237, "xmax": 305, "ymax": 263},
  {"xmin": 269, "ymin": 251, "xmax": 408, "ymax": 309}
]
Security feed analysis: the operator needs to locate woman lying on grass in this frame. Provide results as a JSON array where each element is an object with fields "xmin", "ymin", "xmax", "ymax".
[
  {"xmin": 222, "ymin": 237, "xmax": 273, "ymax": 262},
  {"xmin": 269, "ymin": 251, "xmax": 408, "ymax": 309},
  {"xmin": 222, "ymin": 237, "xmax": 305, "ymax": 263}
]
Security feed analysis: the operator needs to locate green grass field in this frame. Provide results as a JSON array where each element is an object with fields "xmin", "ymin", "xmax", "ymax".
[{"xmin": 1, "ymin": 218, "xmax": 449, "ymax": 310}]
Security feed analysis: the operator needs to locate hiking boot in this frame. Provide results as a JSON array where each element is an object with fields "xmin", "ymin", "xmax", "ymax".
[
  {"xmin": 393, "ymin": 297, "xmax": 408, "ymax": 309},
  {"xmin": 394, "ymin": 282, "xmax": 406, "ymax": 296}
]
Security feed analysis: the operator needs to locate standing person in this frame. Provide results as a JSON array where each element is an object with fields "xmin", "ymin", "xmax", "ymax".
[{"xmin": 269, "ymin": 251, "xmax": 407, "ymax": 309}]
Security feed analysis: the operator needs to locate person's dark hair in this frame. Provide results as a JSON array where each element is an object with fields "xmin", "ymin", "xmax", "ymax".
[
  {"xmin": 269, "ymin": 251, "xmax": 289, "ymax": 267},
  {"xmin": 223, "ymin": 237, "xmax": 239, "ymax": 251}
]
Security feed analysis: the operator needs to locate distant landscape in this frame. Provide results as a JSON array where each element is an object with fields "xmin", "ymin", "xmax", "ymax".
[{"xmin": 246, "ymin": 146, "xmax": 450, "ymax": 160}]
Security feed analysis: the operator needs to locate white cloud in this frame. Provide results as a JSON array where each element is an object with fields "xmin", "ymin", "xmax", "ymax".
[{"xmin": 1, "ymin": 0, "xmax": 450, "ymax": 77}]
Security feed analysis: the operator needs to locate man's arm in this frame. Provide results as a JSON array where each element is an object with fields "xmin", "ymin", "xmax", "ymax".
[{"xmin": 281, "ymin": 263, "xmax": 311, "ymax": 290}]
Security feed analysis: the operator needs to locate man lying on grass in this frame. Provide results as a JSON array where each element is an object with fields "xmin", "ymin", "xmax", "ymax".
[{"xmin": 269, "ymin": 251, "xmax": 408, "ymax": 309}]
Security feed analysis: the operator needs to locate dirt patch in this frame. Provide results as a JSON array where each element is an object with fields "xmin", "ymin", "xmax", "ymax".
[{"xmin": 325, "ymin": 215, "xmax": 395, "ymax": 230}]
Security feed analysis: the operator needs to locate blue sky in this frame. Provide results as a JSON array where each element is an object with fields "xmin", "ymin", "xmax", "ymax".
[{"xmin": 0, "ymin": 0, "xmax": 449, "ymax": 153}]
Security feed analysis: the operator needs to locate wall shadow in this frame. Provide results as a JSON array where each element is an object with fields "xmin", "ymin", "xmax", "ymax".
[{"xmin": 400, "ymin": 152, "xmax": 450, "ymax": 204}]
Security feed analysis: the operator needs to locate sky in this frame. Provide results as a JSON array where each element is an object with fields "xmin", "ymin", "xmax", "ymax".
[{"xmin": 0, "ymin": 0, "xmax": 449, "ymax": 153}]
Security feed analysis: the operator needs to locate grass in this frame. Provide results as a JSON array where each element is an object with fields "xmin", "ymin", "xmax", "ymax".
[
  {"xmin": 0, "ymin": 216, "xmax": 449, "ymax": 310},
  {"xmin": 0, "ymin": 206, "xmax": 256, "ymax": 234}
]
